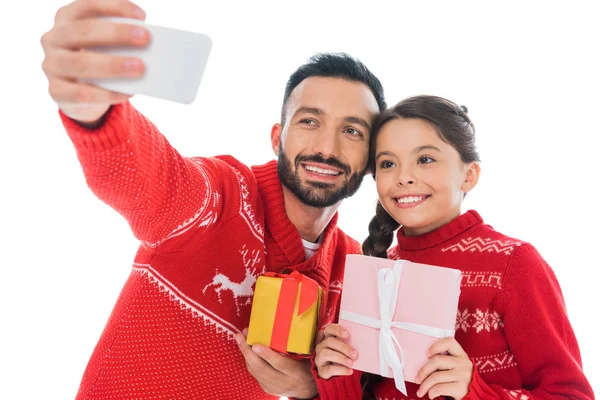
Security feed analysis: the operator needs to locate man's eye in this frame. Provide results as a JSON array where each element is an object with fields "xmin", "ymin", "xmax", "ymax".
[
  {"xmin": 300, "ymin": 118, "xmax": 316, "ymax": 125},
  {"xmin": 345, "ymin": 127, "xmax": 363, "ymax": 137},
  {"xmin": 418, "ymin": 156, "xmax": 435, "ymax": 164}
]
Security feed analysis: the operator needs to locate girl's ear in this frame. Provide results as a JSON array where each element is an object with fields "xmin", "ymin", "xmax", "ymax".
[{"xmin": 461, "ymin": 162, "xmax": 481, "ymax": 194}]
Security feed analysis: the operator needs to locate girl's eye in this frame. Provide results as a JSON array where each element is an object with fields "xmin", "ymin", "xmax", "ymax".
[
  {"xmin": 379, "ymin": 160, "xmax": 395, "ymax": 169},
  {"xmin": 418, "ymin": 156, "xmax": 435, "ymax": 164}
]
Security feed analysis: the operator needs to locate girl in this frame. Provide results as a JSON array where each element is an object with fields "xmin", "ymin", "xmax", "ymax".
[{"xmin": 312, "ymin": 96, "xmax": 594, "ymax": 399}]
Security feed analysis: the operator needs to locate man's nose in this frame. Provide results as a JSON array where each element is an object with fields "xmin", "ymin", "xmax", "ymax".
[{"xmin": 311, "ymin": 128, "xmax": 340, "ymax": 158}]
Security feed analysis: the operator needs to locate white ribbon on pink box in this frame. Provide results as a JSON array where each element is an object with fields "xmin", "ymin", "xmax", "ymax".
[{"xmin": 339, "ymin": 256, "xmax": 461, "ymax": 395}]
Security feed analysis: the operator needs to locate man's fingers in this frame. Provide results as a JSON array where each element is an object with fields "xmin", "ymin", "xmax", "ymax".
[
  {"xmin": 43, "ymin": 49, "xmax": 144, "ymax": 79},
  {"xmin": 235, "ymin": 335, "xmax": 280, "ymax": 374},
  {"xmin": 41, "ymin": 0, "xmax": 143, "ymax": 122},
  {"xmin": 235, "ymin": 333, "xmax": 251, "ymax": 354},
  {"xmin": 236, "ymin": 335, "xmax": 271, "ymax": 369},
  {"xmin": 252, "ymin": 345, "xmax": 294, "ymax": 373},
  {"xmin": 43, "ymin": 18, "xmax": 149, "ymax": 51},
  {"xmin": 317, "ymin": 364, "xmax": 353, "ymax": 380},
  {"xmin": 49, "ymin": 77, "xmax": 131, "ymax": 105},
  {"xmin": 54, "ymin": 0, "xmax": 145, "ymax": 24},
  {"xmin": 235, "ymin": 337, "xmax": 287, "ymax": 394}
]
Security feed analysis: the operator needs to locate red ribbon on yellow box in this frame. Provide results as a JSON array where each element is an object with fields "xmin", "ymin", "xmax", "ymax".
[{"xmin": 246, "ymin": 271, "xmax": 322, "ymax": 355}]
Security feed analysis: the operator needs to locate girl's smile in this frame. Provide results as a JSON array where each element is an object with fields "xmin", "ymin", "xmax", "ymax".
[{"xmin": 375, "ymin": 117, "xmax": 479, "ymax": 236}]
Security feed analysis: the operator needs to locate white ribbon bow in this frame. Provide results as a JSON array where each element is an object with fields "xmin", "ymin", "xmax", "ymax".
[{"xmin": 339, "ymin": 260, "xmax": 455, "ymax": 395}]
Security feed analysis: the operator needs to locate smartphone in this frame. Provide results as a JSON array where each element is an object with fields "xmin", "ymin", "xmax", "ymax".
[{"xmin": 86, "ymin": 17, "xmax": 212, "ymax": 104}]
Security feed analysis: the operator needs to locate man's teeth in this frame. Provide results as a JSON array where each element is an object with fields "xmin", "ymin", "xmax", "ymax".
[
  {"xmin": 304, "ymin": 165, "xmax": 340, "ymax": 175},
  {"xmin": 396, "ymin": 196, "xmax": 425, "ymax": 204}
]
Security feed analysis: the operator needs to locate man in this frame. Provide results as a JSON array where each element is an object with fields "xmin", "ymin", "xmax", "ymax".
[{"xmin": 40, "ymin": 0, "xmax": 385, "ymax": 398}]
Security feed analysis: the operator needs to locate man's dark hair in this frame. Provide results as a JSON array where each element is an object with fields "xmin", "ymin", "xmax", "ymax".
[{"xmin": 280, "ymin": 53, "xmax": 386, "ymax": 124}]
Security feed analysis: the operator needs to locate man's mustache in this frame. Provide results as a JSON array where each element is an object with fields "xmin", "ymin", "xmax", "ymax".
[{"xmin": 295, "ymin": 154, "xmax": 351, "ymax": 176}]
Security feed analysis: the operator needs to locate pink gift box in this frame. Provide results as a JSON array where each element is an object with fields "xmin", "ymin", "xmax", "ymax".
[{"xmin": 339, "ymin": 255, "xmax": 461, "ymax": 394}]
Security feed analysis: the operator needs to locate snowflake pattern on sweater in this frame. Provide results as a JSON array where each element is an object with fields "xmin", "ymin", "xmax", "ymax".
[{"xmin": 314, "ymin": 211, "xmax": 594, "ymax": 400}]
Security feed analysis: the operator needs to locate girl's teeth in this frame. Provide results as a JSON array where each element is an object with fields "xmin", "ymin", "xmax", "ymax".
[{"xmin": 397, "ymin": 196, "xmax": 424, "ymax": 204}]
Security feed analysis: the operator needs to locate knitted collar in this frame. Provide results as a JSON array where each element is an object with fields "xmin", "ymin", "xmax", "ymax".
[
  {"xmin": 251, "ymin": 160, "xmax": 340, "ymax": 273},
  {"xmin": 395, "ymin": 210, "xmax": 483, "ymax": 251}
]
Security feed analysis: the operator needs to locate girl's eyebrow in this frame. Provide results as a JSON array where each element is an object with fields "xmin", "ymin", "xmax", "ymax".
[
  {"xmin": 375, "ymin": 150, "xmax": 395, "ymax": 160},
  {"xmin": 376, "ymin": 145, "xmax": 442, "ymax": 161},
  {"xmin": 413, "ymin": 145, "xmax": 442, "ymax": 154}
]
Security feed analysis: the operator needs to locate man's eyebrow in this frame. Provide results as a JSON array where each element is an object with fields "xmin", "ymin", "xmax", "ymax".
[
  {"xmin": 292, "ymin": 107, "xmax": 372, "ymax": 131},
  {"xmin": 344, "ymin": 116, "xmax": 371, "ymax": 131},
  {"xmin": 293, "ymin": 107, "xmax": 324, "ymax": 117}
]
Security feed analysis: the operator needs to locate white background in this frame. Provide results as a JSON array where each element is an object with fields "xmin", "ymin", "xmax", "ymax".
[{"xmin": 1, "ymin": 1, "xmax": 598, "ymax": 398}]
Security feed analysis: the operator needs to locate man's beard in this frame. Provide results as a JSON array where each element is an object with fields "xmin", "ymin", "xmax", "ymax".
[{"xmin": 277, "ymin": 145, "xmax": 366, "ymax": 208}]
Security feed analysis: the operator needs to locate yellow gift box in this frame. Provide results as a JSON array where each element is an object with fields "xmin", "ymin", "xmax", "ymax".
[{"xmin": 247, "ymin": 271, "xmax": 322, "ymax": 355}]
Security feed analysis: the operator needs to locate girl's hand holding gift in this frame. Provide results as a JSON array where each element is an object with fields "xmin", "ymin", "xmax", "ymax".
[
  {"xmin": 415, "ymin": 337, "xmax": 473, "ymax": 399},
  {"xmin": 314, "ymin": 323, "xmax": 358, "ymax": 379}
]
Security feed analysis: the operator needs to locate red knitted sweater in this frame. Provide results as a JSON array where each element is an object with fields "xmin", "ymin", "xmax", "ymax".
[
  {"xmin": 314, "ymin": 210, "xmax": 594, "ymax": 400},
  {"xmin": 59, "ymin": 102, "xmax": 360, "ymax": 400}
]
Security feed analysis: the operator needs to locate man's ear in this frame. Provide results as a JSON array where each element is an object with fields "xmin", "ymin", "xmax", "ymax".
[
  {"xmin": 461, "ymin": 162, "xmax": 481, "ymax": 194},
  {"xmin": 270, "ymin": 123, "xmax": 283, "ymax": 156}
]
